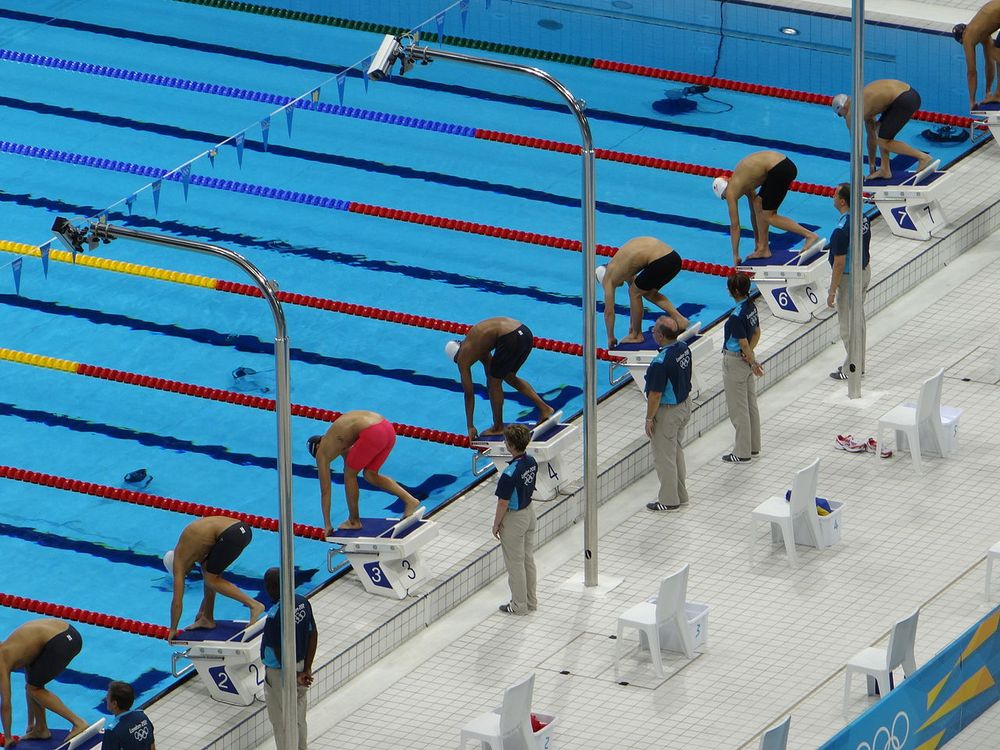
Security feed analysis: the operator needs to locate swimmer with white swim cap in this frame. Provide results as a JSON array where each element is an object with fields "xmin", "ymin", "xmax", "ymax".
[
  {"xmin": 829, "ymin": 80, "xmax": 933, "ymax": 180},
  {"xmin": 165, "ymin": 516, "xmax": 264, "ymax": 642},
  {"xmin": 952, "ymin": 1, "xmax": 1000, "ymax": 109},
  {"xmin": 446, "ymin": 317, "xmax": 553, "ymax": 441},
  {"xmin": 599, "ymin": 237, "xmax": 688, "ymax": 349},
  {"xmin": 307, "ymin": 410, "xmax": 419, "ymax": 534},
  {"xmin": 713, "ymin": 150, "xmax": 819, "ymax": 265}
]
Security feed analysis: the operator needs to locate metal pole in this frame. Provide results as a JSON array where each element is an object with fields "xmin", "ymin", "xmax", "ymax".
[
  {"xmin": 847, "ymin": 0, "xmax": 865, "ymax": 398},
  {"xmin": 65, "ymin": 222, "xmax": 300, "ymax": 749},
  {"xmin": 404, "ymin": 46, "xmax": 600, "ymax": 585}
]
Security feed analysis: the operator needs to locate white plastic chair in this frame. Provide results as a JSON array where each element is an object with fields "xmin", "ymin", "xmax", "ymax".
[
  {"xmin": 460, "ymin": 673, "xmax": 543, "ymax": 750},
  {"xmin": 843, "ymin": 609, "xmax": 919, "ymax": 715},
  {"xmin": 759, "ymin": 716, "xmax": 791, "ymax": 750},
  {"xmin": 986, "ymin": 542, "xmax": 1000, "ymax": 600},
  {"xmin": 750, "ymin": 459, "xmax": 821, "ymax": 566},
  {"xmin": 615, "ymin": 564, "xmax": 707, "ymax": 678},
  {"xmin": 877, "ymin": 369, "xmax": 949, "ymax": 471}
]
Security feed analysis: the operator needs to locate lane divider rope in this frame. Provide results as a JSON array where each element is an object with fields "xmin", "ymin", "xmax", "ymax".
[
  {"xmin": 0, "ymin": 240, "xmax": 624, "ymax": 363},
  {"xmin": 0, "ymin": 343, "xmax": 471, "ymax": 448},
  {"xmin": 175, "ymin": 0, "xmax": 973, "ymax": 129},
  {"xmin": 0, "ymin": 590, "xmax": 169, "ymax": 639},
  {"xmin": 0, "ymin": 48, "xmax": 833, "ymax": 198},
  {"xmin": 0, "ymin": 464, "xmax": 327, "ymax": 540}
]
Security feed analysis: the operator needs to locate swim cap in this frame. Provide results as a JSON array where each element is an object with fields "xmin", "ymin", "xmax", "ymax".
[
  {"xmin": 595, "ymin": 265, "xmax": 606, "ymax": 284},
  {"xmin": 163, "ymin": 550, "xmax": 174, "ymax": 577},
  {"xmin": 444, "ymin": 340, "xmax": 460, "ymax": 362},
  {"xmin": 711, "ymin": 177, "xmax": 728, "ymax": 200},
  {"xmin": 307, "ymin": 435, "xmax": 322, "ymax": 458},
  {"xmin": 952, "ymin": 23, "xmax": 966, "ymax": 43},
  {"xmin": 831, "ymin": 93, "xmax": 849, "ymax": 116}
]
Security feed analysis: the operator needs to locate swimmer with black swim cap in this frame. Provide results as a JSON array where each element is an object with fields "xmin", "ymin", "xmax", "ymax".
[
  {"xmin": 953, "ymin": 1, "xmax": 1000, "ymax": 109},
  {"xmin": 598, "ymin": 237, "xmax": 688, "ymax": 349}
]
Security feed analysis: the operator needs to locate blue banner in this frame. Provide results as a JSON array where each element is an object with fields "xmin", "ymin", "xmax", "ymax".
[
  {"xmin": 435, "ymin": 12, "xmax": 446, "ymax": 42},
  {"xmin": 823, "ymin": 606, "xmax": 1000, "ymax": 749},
  {"xmin": 11, "ymin": 258, "xmax": 22, "ymax": 294},
  {"xmin": 285, "ymin": 105, "xmax": 294, "ymax": 137},
  {"xmin": 180, "ymin": 164, "xmax": 192, "ymax": 200},
  {"xmin": 235, "ymin": 132, "xmax": 245, "ymax": 166},
  {"xmin": 363, "ymin": 56, "xmax": 372, "ymax": 92},
  {"xmin": 39, "ymin": 242, "xmax": 50, "ymax": 278},
  {"xmin": 336, "ymin": 73, "xmax": 346, "ymax": 105},
  {"xmin": 151, "ymin": 179, "xmax": 161, "ymax": 214},
  {"xmin": 460, "ymin": 0, "xmax": 470, "ymax": 31},
  {"xmin": 260, "ymin": 116, "xmax": 271, "ymax": 151}
]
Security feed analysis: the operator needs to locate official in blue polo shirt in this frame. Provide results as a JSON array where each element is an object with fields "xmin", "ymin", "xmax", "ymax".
[
  {"xmin": 827, "ymin": 182, "xmax": 872, "ymax": 381},
  {"xmin": 102, "ymin": 681, "xmax": 155, "ymax": 750},
  {"xmin": 721, "ymin": 272, "xmax": 765, "ymax": 464},
  {"xmin": 260, "ymin": 568, "xmax": 318, "ymax": 750},
  {"xmin": 493, "ymin": 423, "xmax": 538, "ymax": 615},
  {"xmin": 644, "ymin": 315, "xmax": 693, "ymax": 511}
]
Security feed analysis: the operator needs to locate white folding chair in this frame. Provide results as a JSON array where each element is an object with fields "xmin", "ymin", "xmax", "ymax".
[
  {"xmin": 843, "ymin": 609, "xmax": 919, "ymax": 715},
  {"xmin": 759, "ymin": 715, "xmax": 791, "ymax": 750},
  {"xmin": 750, "ymin": 459, "xmax": 821, "ymax": 566},
  {"xmin": 877, "ymin": 369, "xmax": 949, "ymax": 472},
  {"xmin": 986, "ymin": 542, "xmax": 1000, "ymax": 601},
  {"xmin": 615, "ymin": 564, "xmax": 706, "ymax": 678},
  {"xmin": 460, "ymin": 673, "xmax": 535, "ymax": 750}
]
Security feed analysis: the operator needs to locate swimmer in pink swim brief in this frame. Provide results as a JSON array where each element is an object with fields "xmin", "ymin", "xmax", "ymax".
[{"xmin": 307, "ymin": 410, "xmax": 420, "ymax": 534}]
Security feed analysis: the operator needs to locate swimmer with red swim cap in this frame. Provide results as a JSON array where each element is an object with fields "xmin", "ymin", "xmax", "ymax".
[
  {"xmin": 308, "ymin": 410, "xmax": 420, "ymax": 534},
  {"xmin": 953, "ymin": 1, "xmax": 1000, "ymax": 109}
]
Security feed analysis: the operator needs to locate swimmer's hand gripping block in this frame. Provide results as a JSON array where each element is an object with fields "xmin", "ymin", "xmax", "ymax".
[
  {"xmin": 170, "ymin": 618, "xmax": 266, "ymax": 706},
  {"xmin": 326, "ymin": 507, "xmax": 439, "ymax": 599}
]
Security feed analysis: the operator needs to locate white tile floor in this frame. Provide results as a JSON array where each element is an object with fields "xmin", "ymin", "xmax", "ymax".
[{"xmin": 142, "ymin": 1, "xmax": 1000, "ymax": 748}]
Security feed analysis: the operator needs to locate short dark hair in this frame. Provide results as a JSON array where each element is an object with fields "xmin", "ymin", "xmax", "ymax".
[
  {"xmin": 727, "ymin": 271, "xmax": 751, "ymax": 298},
  {"xmin": 504, "ymin": 423, "xmax": 532, "ymax": 452},
  {"xmin": 264, "ymin": 567, "xmax": 281, "ymax": 601},
  {"xmin": 108, "ymin": 681, "xmax": 135, "ymax": 711},
  {"xmin": 836, "ymin": 182, "xmax": 851, "ymax": 206}
]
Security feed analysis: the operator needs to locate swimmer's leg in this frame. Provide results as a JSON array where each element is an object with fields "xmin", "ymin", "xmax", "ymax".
[
  {"xmin": 23, "ymin": 682, "xmax": 49, "ymax": 739},
  {"xmin": 363, "ymin": 468, "xmax": 420, "ymax": 517},
  {"xmin": 338, "ymin": 467, "xmax": 363, "ymax": 529},
  {"xmin": 186, "ymin": 584, "xmax": 217, "ymax": 630},
  {"xmin": 483, "ymin": 376, "xmax": 507, "ymax": 435},
  {"xmin": 23, "ymin": 685, "xmax": 87, "ymax": 739},
  {"xmin": 503, "ymin": 373, "xmax": 554, "ymax": 423},
  {"xmin": 877, "ymin": 137, "xmax": 931, "ymax": 174},
  {"xmin": 203, "ymin": 572, "xmax": 265, "ymax": 624},
  {"xmin": 620, "ymin": 285, "xmax": 647, "ymax": 343},
  {"xmin": 642, "ymin": 290, "xmax": 689, "ymax": 330},
  {"xmin": 753, "ymin": 211, "xmax": 818, "ymax": 256}
]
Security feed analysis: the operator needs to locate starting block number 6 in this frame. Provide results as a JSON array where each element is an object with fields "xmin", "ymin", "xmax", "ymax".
[{"xmin": 772, "ymin": 288, "xmax": 798, "ymax": 313}]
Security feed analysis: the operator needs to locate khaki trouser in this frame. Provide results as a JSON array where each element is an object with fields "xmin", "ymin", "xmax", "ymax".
[
  {"xmin": 837, "ymin": 265, "xmax": 871, "ymax": 374},
  {"xmin": 265, "ymin": 666, "xmax": 309, "ymax": 750},
  {"xmin": 499, "ymin": 504, "xmax": 537, "ymax": 614},
  {"xmin": 722, "ymin": 352, "xmax": 761, "ymax": 459},
  {"xmin": 651, "ymin": 399, "xmax": 691, "ymax": 506}
]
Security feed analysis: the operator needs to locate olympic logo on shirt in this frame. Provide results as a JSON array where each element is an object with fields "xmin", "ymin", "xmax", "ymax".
[
  {"xmin": 130, "ymin": 721, "xmax": 150, "ymax": 742},
  {"xmin": 855, "ymin": 710, "xmax": 908, "ymax": 750},
  {"xmin": 295, "ymin": 603, "xmax": 308, "ymax": 624}
]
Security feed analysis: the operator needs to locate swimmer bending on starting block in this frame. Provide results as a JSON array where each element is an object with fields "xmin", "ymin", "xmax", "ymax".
[
  {"xmin": 0, "ymin": 618, "xmax": 89, "ymax": 745},
  {"xmin": 446, "ymin": 318, "xmax": 554, "ymax": 441},
  {"xmin": 713, "ymin": 150, "xmax": 819, "ymax": 265},
  {"xmin": 598, "ymin": 236, "xmax": 689, "ymax": 348},
  {"xmin": 165, "ymin": 516, "xmax": 264, "ymax": 642},
  {"xmin": 831, "ymin": 80, "xmax": 933, "ymax": 179},
  {"xmin": 953, "ymin": 1, "xmax": 1000, "ymax": 109},
  {"xmin": 308, "ymin": 410, "xmax": 420, "ymax": 533}
]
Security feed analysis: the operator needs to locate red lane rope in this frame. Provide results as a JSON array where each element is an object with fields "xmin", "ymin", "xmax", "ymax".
[
  {"xmin": 0, "ymin": 592, "xmax": 169, "ymax": 640},
  {"xmin": 475, "ymin": 130, "xmax": 837, "ymax": 197},
  {"xmin": 70, "ymin": 361, "xmax": 470, "ymax": 448},
  {"xmin": 592, "ymin": 60, "xmax": 975, "ymax": 128},
  {"xmin": 214, "ymin": 281, "xmax": 625, "ymax": 363},
  {"xmin": 0, "ymin": 465, "xmax": 327, "ymax": 541}
]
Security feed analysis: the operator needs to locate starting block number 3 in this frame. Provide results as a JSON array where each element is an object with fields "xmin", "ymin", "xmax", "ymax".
[{"xmin": 363, "ymin": 559, "xmax": 417, "ymax": 589}]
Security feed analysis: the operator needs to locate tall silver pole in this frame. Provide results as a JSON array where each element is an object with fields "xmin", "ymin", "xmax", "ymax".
[
  {"xmin": 402, "ymin": 46, "xmax": 600, "ymax": 585},
  {"xmin": 57, "ymin": 221, "xmax": 300, "ymax": 749},
  {"xmin": 847, "ymin": 0, "xmax": 865, "ymax": 398}
]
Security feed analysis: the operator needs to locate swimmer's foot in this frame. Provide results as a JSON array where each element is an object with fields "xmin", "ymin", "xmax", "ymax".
[
  {"xmin": 742, "ymin": 249, "xmax": 772, "ymax": 261},
  {"xmin": 248, "ymin": 600, "xmax": 266, "ymax": 625},
  {"xmin": 338, "ymin": 518, "xmax": 363, "ymax": 530},
  {"xmin": 185, "ymin": 616, "xmax": 215, "ymax": 631},
  {"xmin": 673, "ymin": 314, "xmax": 690, "ymax": 331},
  {"xmin": 537, "ymin": 405, "xmax": 556, "ymax": 423},
  {"xmin": 22, "ymin": 728, "xmax": 52, "ymax": 740},
  {"xmin": 481, "ymin": 425, "xmax": 506, "ymax": 436},
  {"xmin": 402, "ymin": 496, "xmax": 420, "ymax": 517},
  {"xmin": 65, "ymin": 723, "xmax": 90, "ymax": 741},
  {"xmin": 619, "ymin": 332, "xmax": 645, "ymax": 344},
  {"xmin": 865, "ymin": 170, "xmax": 892, "ymax": 180},
  {"xmin": 916, "ymin": 154, "xmax": 934, "ymax": 172}
]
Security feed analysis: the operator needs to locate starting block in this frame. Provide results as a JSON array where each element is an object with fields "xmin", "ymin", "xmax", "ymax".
[
  {"xmin": 864, "ymin": 160, "xmax": 950, "ymax": 240},
  {"xmin": 471, "ymin": 410, "xmax": 577, "ymax": 501},
  {"xmin": 972, "ymin": 101, "xmax": 1000, "ymax": 143},
  {"xmin": 170, "ymin": 619, "xmax": 266, "ymax": 706},
  {"xmin": 7, "ymin": 721, "xmax": 106, "ymax": 750},
  {"xmin": 742, "ymin": 240, "xmax": 830, "ymax": 324},
  {"xmin": 607, "ymin": 322, "xmax": 711, "ymax": 397},
  {"xmin": 326, "ymin": 507, "xmax": 438, "ymax": 599}
]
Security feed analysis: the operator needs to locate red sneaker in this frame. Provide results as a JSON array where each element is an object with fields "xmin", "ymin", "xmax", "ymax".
[{"xmin": 835, "ymin": 434, "xmax": 854, "ymax": 450}]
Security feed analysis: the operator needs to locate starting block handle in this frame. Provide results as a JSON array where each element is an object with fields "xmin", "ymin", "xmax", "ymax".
[
  {"xmin": 472, "ymin": 449, "xmax": 494, "ymax": 476},
  {"xmin": 677, "ymin": 320, "xmax": 702, "ymax": 343},
  {"xmin": 797, "ymin": 237, "xmax": 827, "ymax": 264},
  {"xmin": 912, "ymin": 158, "xmax": 941, "ymax": 185},
  {"xmin": 172, "ymin": 650, "xmax": 196, "ymax": 678}
]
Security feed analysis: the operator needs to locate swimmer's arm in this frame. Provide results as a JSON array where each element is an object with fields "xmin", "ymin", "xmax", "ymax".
[
  {"xmin": 967, "ymin": 43, "xmax": 980, "ymax": 108},
  {"xmin": 602, "ymin": 281, "xmax": 617, "ymax": 347},
  {"xmin": 864, "ymin": 120, "xmax": 878, "ymax": 168},
  {"xmin": 168, "ymin": 573, "xmax": 186, "ymax": 640},
  {"xmin": 459, "ymin": 364, "xmax": 477, "ymax": 438},
  {"xmin": 316, "ymin": 452, "xmax": 333, "ymax": 532},
  {"xmin": 726, "ymin": 196, "xmax": 742, "ymax": 264},
  {"xmin": 1, "ymin": 667, "xmax": 13, "ymax": 741}
]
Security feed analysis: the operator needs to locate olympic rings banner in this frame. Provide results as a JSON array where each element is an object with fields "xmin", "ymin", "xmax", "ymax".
[{"xmin": 822, "ymin": 605, "xmax": 1000, "ymax": 750}]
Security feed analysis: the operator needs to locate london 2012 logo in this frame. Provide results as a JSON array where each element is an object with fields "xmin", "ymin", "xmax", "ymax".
[
  {"xmin": 130, "ymin": 720, "xmax": 151, "ymax": 742},
  {"xmin": 855, "ymin": 710, "xmax": 908, "ymax": 750}
]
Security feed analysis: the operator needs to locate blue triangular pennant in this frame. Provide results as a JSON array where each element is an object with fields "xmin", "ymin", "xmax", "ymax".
[
  {"xmin": 363, "ymin": 57, "xmax": 372, "ymax": 92},
  {"xmin": 485, "ymin": 0, "xmax": 491, "ymax": 9},
  {"xmin": 260, "ymin": 116, "xmax": 270, "ymax": 151},
  {"xmin": 152, "ymin": 179, "xmax": 162, "ymax": 214},
  {"xmin": 311, "ymin": 87, "xmax": 321, "ymax": 104},
  {"xmin": 39, "ymin": 242, "xmax": 50, "ymax": 278},
  {"xmin": 181, "ymin": 164, "xmax": 192, "ymax": 201},
  {"xmin": 460, "ymin": 0, "xmax": 470, "ymax": 30},
  {"xmin": 336, "ymin": 73, "xmax": 346, "ymax": 105},
  {"xmin": 11, "ymin": 258, "xmax": 22, "ymax": 294},
  {"xmin": 285, "ymin": 105, "xmax": 294, "ymax": 137},
  {"xmin": 125, "ymin": 194, "xmax": 136, "ymax": 215},
  {"xmin": 235, "ymin": 132, "xmax": 245, "ymax": 167},
  {"xmin": 208, "ymin": 148, "xmax": 217, "ymax": 167},
  {"xmin": 436, "ymin": 12, "xmax": 446, "ymax": 42}
]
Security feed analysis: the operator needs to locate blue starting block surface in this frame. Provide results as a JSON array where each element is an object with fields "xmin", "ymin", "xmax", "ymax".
[
  {"xmin": 610, "ymin": 330, "xmax": 657, "ymax": 351},
  {"xmin": 973, "ymin": 102, "xmax": 1000, "ymax": 112},
  {"xmin": 328, "ymin": 514, "xmax": 428, "ymax": 540},
  {"xmin": 474, "ymin": 421, "xmax": 572, "ymax": 443},
  {"xmin": 738, "ymin": 245, "xmax": 800, "ymax": 267},
  {"xmin": 864, "ymin": 170, "xmax": 945, "ymax": 188},
  {"xmin": 174, "ymin": 619, "xmax": 254, "ymax": 644},
  {"xmin": 11, "ymin": 726, "xmax": 102, "ymax": 749}
]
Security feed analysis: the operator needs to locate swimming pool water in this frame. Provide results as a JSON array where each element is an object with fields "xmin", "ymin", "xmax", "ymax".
[{"xmin": 0, "ymin": 0, "xmax": 977, "ymax": 728}]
